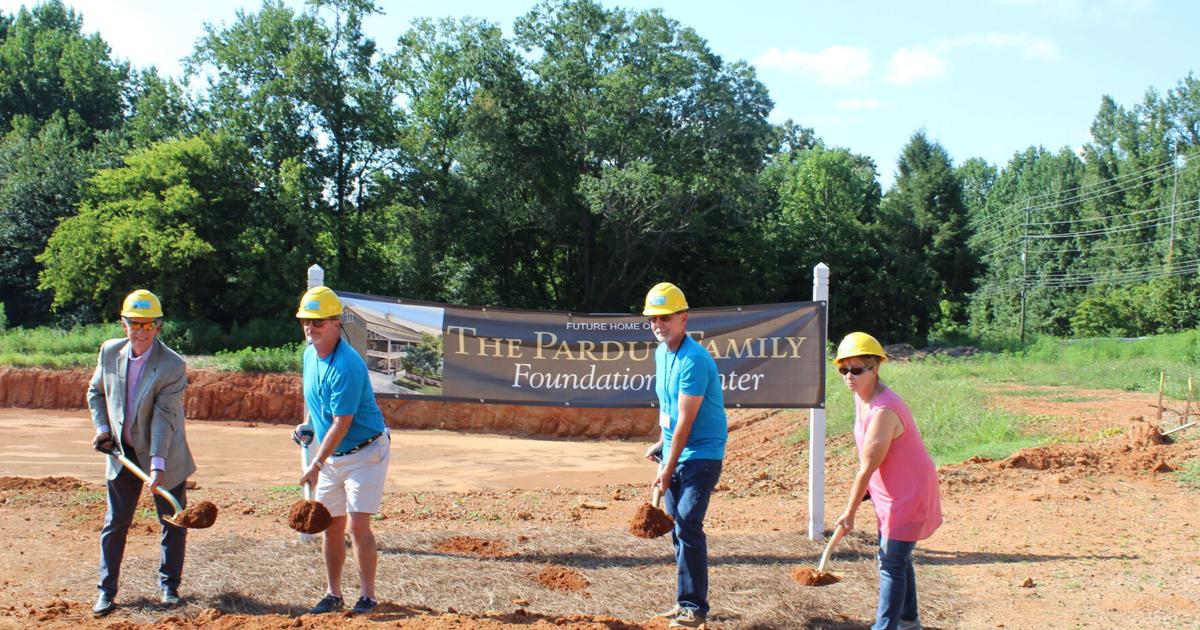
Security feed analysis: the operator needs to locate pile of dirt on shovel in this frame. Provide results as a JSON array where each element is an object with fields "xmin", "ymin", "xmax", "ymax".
[
  {"xmin": 792, "ymin": 567, "xmax": 840, "ymax": 586},
  {"xmin": 288, "ymin": 499, "xmax": 332, "ymax": 534},
  {"xmin": 174, "ymin": 500, "xmax": 219, "ymax": 528},
  {"xmin": 628, "ymin": 503, "xmax": 673, "ymax": 538}
]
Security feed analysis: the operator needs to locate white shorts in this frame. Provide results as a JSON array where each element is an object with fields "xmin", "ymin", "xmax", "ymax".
[{"xmin": 315, "ymin": 430, "xmax": 390, "ymax": 517}]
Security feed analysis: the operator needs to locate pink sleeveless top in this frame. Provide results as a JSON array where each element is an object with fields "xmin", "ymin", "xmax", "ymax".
[{"xmin": 854, "ymin": 387, "xmax": 943, "ymax": 541}]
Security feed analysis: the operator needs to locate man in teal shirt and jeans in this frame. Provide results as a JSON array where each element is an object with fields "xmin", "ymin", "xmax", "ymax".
[{"xmin": 643, "ymin": 282, "xmax": 727, "ymax": 629}]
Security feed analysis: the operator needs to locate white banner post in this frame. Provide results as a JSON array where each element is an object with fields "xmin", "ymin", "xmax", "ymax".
[
  {"xmin": 298, "ymin": 264, "xmax": 324, "ymax": 542},
  {"xmin": 808, "ymin": 262, "xmax": 829, "ymax": 541}
]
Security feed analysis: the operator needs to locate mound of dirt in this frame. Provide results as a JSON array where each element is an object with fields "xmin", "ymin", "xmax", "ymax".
[
  {"xmin": 627, "ymin": 502, "xmax": 673, "ymax": 538},
  {"xmin": 534, "ymin": 565, "xmax": 590, "ymax": 592},
  {"xmin": 792, "ymin": 567, "xmax": 840, "ymax": 586},
  {"xmin": 288, "ymin": 499, "xmax": 332, "ymax": 534},
  {"xmin": 434, "ymin": 536, "xmax": 516, "ymax": 558},
  {"xmin": 998, "ymin": 418, "xmax": 1181, "ymax": 476},
  {"xmin": 174, "ymin": 500, "xmax": 218, "ymax": 528},
  {"xmin": 8, "ymin": 599, "xmax": 78, "ymax": 623},
  {"xmin": 0, "ymin": 476, "xmax": 86, "ymax": 491}
]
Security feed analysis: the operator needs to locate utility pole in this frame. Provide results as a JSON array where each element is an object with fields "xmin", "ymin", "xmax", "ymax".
[
  {"xmin": 1168, "ymin": 161, "xmax": 1179, "ymax": 264},
  {"xmin": 1019, "ymin": 205, "xmax": 1030, "ymax": 344}
]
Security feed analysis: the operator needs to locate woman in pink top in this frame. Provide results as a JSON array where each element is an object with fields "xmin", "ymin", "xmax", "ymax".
[{"xmin": 834, "ymin": 332, "xmax": 942, "ymax": 630}]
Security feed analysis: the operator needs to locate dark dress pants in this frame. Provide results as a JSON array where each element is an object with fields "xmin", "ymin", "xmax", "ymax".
[{"xmin": 97, "ymin": 448, "xmax": 187, "ymax": 597}]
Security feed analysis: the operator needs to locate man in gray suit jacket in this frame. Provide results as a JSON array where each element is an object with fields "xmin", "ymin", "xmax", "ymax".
[{"xmin": 88, "ymin": 289, "xmax": 196, "ymax": 617}]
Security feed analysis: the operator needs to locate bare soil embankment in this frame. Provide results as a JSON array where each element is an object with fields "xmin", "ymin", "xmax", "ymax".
[{"xmin": 0, "ymin": 367, "xmax": 655, "ymax": 438}]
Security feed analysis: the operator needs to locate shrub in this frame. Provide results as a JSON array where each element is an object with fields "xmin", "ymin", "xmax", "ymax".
[{"xmin": 213, "ymin": 344, "xmax": 303, "ymax": 373}]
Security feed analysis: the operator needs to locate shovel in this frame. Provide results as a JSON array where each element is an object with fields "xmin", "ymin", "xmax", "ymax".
[
  {"xmin": 288, "ymin": 425, "xmax": 332, "ymax": 536},
  {"xmin": 96, "ymin": 441, "xmax": 217, "ymax": 529},
  {"xmin": 793, "ymin": 522, "xmax": 845, "ymax": 586},
  {"xmin": 628, "ymin": 481, "xmax": 674, "ymax": 539}
]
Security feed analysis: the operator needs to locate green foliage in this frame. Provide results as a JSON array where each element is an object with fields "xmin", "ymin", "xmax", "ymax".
[
  {"xmin": 0, "ymin": 0, "xmax": 129, "ymax": 138},
  {"xmin": 1174, "ymin": 459, "xmax": 1200, "ymax": 492},
  {"xmin": 0, "ymin": 302, "xmax": 5, "ymax": 330},
  {"xmin": 0, "ymin": 118, "xmax": 106, "ymax": 327},
  {"xmin": 213, "ymin": 344, "xmax": 303, "ymax": 373},
  {"xmin": 0, "ymin": 321, "xmax": 119, "ymax": 367}
]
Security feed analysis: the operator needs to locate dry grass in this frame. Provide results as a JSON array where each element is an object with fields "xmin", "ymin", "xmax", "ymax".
[{"xmin": 99, "ymin": 525, "xmax": 963, "ymax": 628}]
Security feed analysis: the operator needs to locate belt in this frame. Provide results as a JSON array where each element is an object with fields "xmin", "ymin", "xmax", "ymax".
[{"xmin": 332, "ymin": 431, "xmax": 383, "ymax": 457}]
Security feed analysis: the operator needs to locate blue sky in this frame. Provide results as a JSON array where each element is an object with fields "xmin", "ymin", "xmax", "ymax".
[{"xmin": 3, "ymin": 0, "xmax": 1196, "ymax": 187}]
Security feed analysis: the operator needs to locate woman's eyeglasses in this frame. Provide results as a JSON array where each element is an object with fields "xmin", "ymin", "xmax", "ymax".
[
  {"xmin": 838, "ymin": 366, "xmax": 873, "ymax": 376},
  {"xmin": 122, "ymin": 319, "xmax": 158, "ymax": 331}
]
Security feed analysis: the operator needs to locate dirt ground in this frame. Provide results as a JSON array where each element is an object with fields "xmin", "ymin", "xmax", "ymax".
[{"xmin": 1, "ymin": 384, "xmax": 1198, "ymax": 629}]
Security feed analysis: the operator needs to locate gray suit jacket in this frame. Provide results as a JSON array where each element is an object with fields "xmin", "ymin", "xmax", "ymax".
[{"xmin": 87, "ymin": 337, "xmax": 196, "ymax": 490}]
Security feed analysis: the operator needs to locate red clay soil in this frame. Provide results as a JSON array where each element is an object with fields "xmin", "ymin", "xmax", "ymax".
[
  {"xmin": 533, "ymin": 565, "xmax": 591, "ymax": 592},
  {"xmin": 627, "ymin": 502, "xmax": 673, "ymax": 538},
  {"xmin": 434, "ymin": 536, "xmax": 516, "ymax": 558},
  {"xmin": 287, "ymin": 499, "xmax": 333, "ymax": 534},
  {"xmin": 0, "ymin": 367, "xmax": 656, "ymax": 438},
  {"xmin": 0, "ymin": 476, "xmax": 86, "ymax": 491},
  {"xmin": 998, "ymin": 417, "xmax": 1178, "ymax": 475},
  {"xmin": 792, "ymin": 567, "xmax": 840, "ymax": 586},
  {"xmin": 174, "ymin": 500, "xmax": 218, "ymax": 528}
]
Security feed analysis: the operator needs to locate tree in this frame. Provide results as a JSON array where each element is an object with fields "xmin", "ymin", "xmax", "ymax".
[
  {"xmin": 879, "ymin": 131, "xmax": 976, "ymax": 340},
  {"xmin": 512, "ymin": 0, "xmax": 775, "ymax": 310},
  {"xmin": 754, "ymin": 144, "xmax": 885, "ymax": 337},
  {"xmin": 0, "ymin": 0, "xmax": 128, "ymax": 140},
  {"xmin": 38, "ymin": 134, "xmax": 266, "ymax": 323},
  {"xmin": 187, "ymin": 0, "xmax": 402, "ymax": 289},
  {"xmin": 0, "ymin": 119, "xmax": 95, "ymax": 325}
]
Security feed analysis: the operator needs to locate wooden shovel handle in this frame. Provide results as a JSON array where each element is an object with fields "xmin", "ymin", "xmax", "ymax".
[
  {"xmin": 651, "ymin": 485, "xmax": 662, "ymax": 508},
  {"xmin": 817, "ymin": 522, "xmax": 847, "ymax": 572},
  {"xmin": 114, "ymin": 452, "xmax": 184, "ymax": 516}
]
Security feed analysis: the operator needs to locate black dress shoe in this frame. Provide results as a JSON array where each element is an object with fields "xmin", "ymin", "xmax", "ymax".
[
  {"xmin": 93, "ymin": 593, "xmax": 116, "ymax": 617},
  {"xmin": 161, "ymin": 587, "xmax": 181, "ymax": 606}
]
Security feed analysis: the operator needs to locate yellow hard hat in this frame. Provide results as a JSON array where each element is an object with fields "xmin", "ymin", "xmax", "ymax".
[
  {"xmin": 834, "ymin": 332, "xmax": 888, "ymax": 365},
  {"xmin": 296, "ymin": 286, "xmax": 343, "ymax": 319},
  {"xmin": 642, "ymin": 282, "xmax": 689, "ymax": 316},
  {"xmin": 121, "ymin": 289, "xmax": 163, "ymax": 318}
]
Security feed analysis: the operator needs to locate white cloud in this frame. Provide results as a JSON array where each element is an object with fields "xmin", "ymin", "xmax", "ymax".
[
  {"xmin": 753, "ymin": 45, "xmax": 871, "ymax": 86},
  {"xmin": 835, "ymin": 97, "xmax": 883, "ymax": 111},
  {"xmin": 885, "ymin": 32, "xmax": 1059, "ymax": 86},
  {"xmin": 885, "ymin": 46, "xmax": 946, "ymax": 86},
  {"xmin": 935, "ymin": 33, "xmax": 1060, "ymax": 60}
]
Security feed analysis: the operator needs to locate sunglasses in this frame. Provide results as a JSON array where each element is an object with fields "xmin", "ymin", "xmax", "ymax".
[
  {"xmin": 123, "ymin": 319, "xmax": 158, "ymax": 331},
  {"xmin": 838, "ymin": 365, "xmax": 873, "ymax": 376},
  {"xmin": 299, "ymin": 318, "xmax": 339, "ymax": 328},
  {"xmin": 647, "ymin": 314, "xmax": 676, "ymax": 324}
]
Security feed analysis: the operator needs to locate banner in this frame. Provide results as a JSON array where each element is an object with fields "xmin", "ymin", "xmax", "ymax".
[{"xmin": 337, "ymin": 291, "xmax": 825, "ymax": 408}]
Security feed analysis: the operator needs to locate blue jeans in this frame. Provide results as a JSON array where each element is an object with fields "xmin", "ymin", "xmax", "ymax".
[
  {"xmin": 873, "ymin": 535, "xmax": 919, "ymax": 630},
  {"xmin": 98, "ymin": 449, "xmax": 187, "ymax": 597},
  {"xmin": 664, "ymin": 458, "xmax": 722, "ymax": 616}
]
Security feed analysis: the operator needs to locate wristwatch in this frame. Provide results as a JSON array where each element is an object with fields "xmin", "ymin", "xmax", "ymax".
[{"xmin": 313, "ymin": 459, "xmax": 324, "ymax": 470}]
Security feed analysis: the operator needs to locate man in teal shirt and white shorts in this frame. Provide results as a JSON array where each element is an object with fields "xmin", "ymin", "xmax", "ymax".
[{"xmin": 294, "ymin": 286, "xmax": 390, "ymax": 616}]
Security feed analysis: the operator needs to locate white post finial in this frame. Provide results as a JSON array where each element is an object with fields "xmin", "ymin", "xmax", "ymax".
[
  {"xmin": 809, "ymin": 262, "xmax": 830, "ymax": 540},
  {"xmin": 307, "ymin": 264, "xmax": 325, "ymax": 290}
]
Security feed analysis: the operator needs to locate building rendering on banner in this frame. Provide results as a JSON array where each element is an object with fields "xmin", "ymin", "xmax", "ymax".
[{"xmin": 341, "ymin": 304, "xmax": 426, "ymax": 375}]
